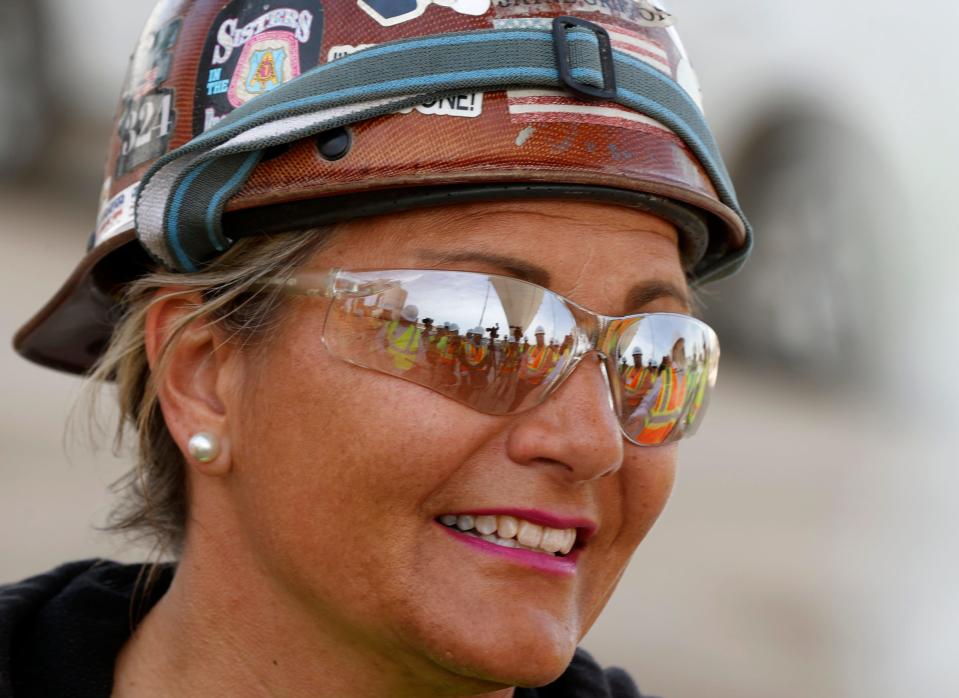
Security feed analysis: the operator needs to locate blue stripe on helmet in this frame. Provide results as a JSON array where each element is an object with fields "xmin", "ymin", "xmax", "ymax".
[{"xmin": 205, "ymin": 151, "xmax": 261, "ymax": 253}]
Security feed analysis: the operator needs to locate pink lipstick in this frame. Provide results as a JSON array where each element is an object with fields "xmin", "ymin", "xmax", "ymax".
[{"xmin": 437, "ymin": 522, "xmax": 581, "ymax": 576}]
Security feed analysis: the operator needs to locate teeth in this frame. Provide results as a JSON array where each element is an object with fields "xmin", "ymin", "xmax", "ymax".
[
  {"xmin": 540, "ymin": 528, "xmax": 566, "ymax": 554},
  {"xmin": 496, "ymin": 515, "xmax": 518, "ymax": 539},
  {"xmin": 516, "ymin": 520, "xmax": 544, "ymax": 548},
  {"xmin": 560, "ymin": 529, "xmax": 576, "ymax": 555},
  {"xmin": 474, "ymin": 515, "xmax": 497, "ymax": 535},
  {"xmin": 439, "ymin": 513, "xmax": 579, "ymax": 556}
]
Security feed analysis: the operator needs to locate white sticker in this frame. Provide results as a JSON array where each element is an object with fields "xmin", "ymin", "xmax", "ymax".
[
  {"xmin": 402, "ymin": 93, "xmax": 484, "ymax": 118},
  {"xmin": 667, "ymin": 25, "xmax": 705, "ymax": 112},
  {"xmin": 203, "ymin": 107, "xmax": 225, "ymax": 132},
  {"xmin": 357, "ymin": 0, "xmax": 490, "ymax": 27},
  {"xmin": 97, "ymin": 177, "xmax": 113, "ymax": 215},
  {"xmin": 327, "ymin": 44, "xmax": 376, "ymax": 61},
  {"xmin": 636, "ymin": 1, "xmax": 674, "ymax": 27},
  {"xmin": 94, "ymin": 182, "xmax": 140, "ymax": 246}
]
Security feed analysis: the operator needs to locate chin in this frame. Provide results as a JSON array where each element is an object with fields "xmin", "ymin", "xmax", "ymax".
[{"xmin": 415, "ymin": 607, "xmax": 579, "ymax": 690}]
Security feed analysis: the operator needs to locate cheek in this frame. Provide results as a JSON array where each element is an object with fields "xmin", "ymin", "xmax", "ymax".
[
  {"xmin": 228, "ymin": 325, "xmax": 495, "ymax": 595},
  {"xmin": 610, "ymin": 446, "xmax": 678, "ymax": 562},
  {"xmin": 620, "ymin": 446, "xmax": 678, "ymax": 532},
  {"xmin": 578, "ymin": 447, "xmax": 677, "ymax": 627},
  {"xmin": 239, "ymin": 316, "xmax": 446, "ymax": 470}
]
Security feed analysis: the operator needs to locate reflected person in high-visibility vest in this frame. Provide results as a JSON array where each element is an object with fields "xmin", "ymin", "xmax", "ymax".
[
  {"xmin": 510, "ymin": 327, "xmax": 558, "ymax": 411},
  {"xmin": 460, "ymin": 326, "xmax": 492, "ymax": 403},
  {"xmin": 684, "ymin": 352, "xmax": 709, "ymax": 430},
  {"xmin": 489, "ymin": 330, "xmax": 524, "ymax": 408},
  {"xmin": 636, "ymin": 338, "xmax": 689, "ymax": 445},
  {"xmin": 622, "ymin": 350, "xmax": 654, "ymax": 411},
  {"xmin": 425, "ymin": 320, "xmax": 445, "ymax": 370},
  {"xmin": 433, "ymin": 323, "xmax": 462, "ymax": 390},
  {"xmin": 382, "ymin": 304, "xmax": 426, "ymax": 375}
]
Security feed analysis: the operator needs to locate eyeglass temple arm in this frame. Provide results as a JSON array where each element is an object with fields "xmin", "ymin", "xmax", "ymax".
[{"xmin": 255, "ymin": 269, "xmax": 341, "ymax": 297}]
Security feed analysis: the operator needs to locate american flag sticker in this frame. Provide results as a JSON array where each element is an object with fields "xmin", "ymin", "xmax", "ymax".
[
  {"xmin": 504, "ymin": 89, "xmax": 673, "ymax": 135},
  {"xmin": 606, "ymin": 26, "xmax": 671, "ymax": 76},
  {"xmin": 492, "ymin": 18, "xmax": 677, "ymax": 134}
]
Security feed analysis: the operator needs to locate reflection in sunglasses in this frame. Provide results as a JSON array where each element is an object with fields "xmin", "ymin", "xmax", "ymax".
[{"xmin": 302, "ymin": 269, "xmax": 717, "ymax": 447}]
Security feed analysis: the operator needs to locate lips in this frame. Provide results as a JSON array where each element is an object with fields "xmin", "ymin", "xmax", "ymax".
[
  {"xmin": 439, "ymin": 513, "xmax": 576, "ymax": 555},
  {"xmin": 435, "ymin": 508, "xmax": 596, "ymax": 558}
]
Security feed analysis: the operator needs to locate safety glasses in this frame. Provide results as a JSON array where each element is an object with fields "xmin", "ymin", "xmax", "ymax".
[{"xmin": 267, "ymin": 268, "xmax": 720, "ymax": 446}]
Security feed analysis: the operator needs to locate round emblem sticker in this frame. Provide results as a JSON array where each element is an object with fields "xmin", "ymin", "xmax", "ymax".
[{"xmin": 193, "ymin": 1, "xmax": 325, "ymax": 134}]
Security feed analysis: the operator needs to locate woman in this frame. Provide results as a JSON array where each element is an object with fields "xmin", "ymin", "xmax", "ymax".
[{"xmin": 1, "ymin": 0, "xmax": 751, "ymax": 696}]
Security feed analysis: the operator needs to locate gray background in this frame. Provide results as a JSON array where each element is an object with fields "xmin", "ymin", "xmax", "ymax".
[{"xmin": 2, "ymin": 1, "xmax": 957, "ymax": 697}]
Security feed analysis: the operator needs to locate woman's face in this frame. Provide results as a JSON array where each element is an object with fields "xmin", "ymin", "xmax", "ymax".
[{"xmin": 227, "ymin": 200, "xmax": 688, "ymax": 691}]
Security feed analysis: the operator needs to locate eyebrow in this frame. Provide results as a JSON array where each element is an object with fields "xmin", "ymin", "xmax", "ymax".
[
  {"xmin": 626, "ymin": 280, "xmax": 692, "ymax": 313},
  {"xmin": 415, "ymin": 250, "xmax": 691, "ymax": 313}
]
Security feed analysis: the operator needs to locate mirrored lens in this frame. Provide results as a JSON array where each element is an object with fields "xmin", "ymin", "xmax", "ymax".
[
  {"xmin": 322, "ymin": 270, "xmax": 579, "ymax": 415},
  {"xmin": 606, "ymin": 315, "xmax": 719, "ymax": 445}
]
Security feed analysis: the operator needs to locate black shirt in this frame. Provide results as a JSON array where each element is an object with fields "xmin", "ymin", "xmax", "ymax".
[{"xmin": 0, "ymin": 560, "xmax": 652, "ymax": 697}]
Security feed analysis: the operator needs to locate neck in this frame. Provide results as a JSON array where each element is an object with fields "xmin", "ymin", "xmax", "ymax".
[{"xmin": 113, "ymin": 525, "xmax": 516, "ymax": 698}]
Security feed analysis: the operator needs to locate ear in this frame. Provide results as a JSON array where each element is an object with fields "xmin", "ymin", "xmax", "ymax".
[{"xmin": 144, "ymin": 288, "xmax": 241, "ymax": 476}]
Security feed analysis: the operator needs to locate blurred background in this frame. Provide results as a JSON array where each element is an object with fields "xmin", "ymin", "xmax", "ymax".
[{"xmin": 1, "ymin": 1, "xmax": 957, "ymax": 696}]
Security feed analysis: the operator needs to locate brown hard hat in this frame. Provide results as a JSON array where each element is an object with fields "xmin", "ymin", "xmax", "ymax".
[{"xmin": 14, "ymin": 0, "xmax": 751, "ymax": 375}]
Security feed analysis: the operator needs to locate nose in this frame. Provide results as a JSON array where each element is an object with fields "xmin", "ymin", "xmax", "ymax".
[{"xmin": 505, "ymin": 353, "xmax": 624, "ymax": 482}]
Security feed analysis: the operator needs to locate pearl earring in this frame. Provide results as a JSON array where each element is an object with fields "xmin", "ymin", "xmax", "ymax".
[{"xmin": 188, "ymin": 432, "xmax": 220, "ymax": 463}]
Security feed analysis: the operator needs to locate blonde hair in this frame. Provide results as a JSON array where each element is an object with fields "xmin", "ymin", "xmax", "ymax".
[{"xmin": 90, "ymin": 229, "xmax": 332, "ymax": 559}]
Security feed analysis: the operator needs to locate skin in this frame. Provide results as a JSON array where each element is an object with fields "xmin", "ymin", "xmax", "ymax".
[{"xmin": 114, "ymin": 200, "xmax": 690, "ymax": 697}]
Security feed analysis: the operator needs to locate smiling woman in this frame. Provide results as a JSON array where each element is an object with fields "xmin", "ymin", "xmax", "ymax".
[{"xmin": 0, "ymin": 1, "xmax": 751, "ymax": 696}]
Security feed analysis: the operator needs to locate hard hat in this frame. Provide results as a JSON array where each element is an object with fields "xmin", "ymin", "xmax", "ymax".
[
  {"xmin": 401, "ymin": 304, "xmax": 419, "ymax": 322},
  {"xmin": 14, "ymin": 0, "xmax": 751, "ymax": 375}
]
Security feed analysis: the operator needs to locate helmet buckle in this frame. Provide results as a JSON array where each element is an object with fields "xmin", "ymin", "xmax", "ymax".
[{"xmin": 551, "ymin": 16, "xmax": 618, "ymax": 101}]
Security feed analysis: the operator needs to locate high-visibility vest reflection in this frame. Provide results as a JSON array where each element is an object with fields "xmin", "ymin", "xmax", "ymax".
[
  {"xmin": 523, "ymin": 332, "xmax": 556, "ymax": 386},
  {"xmin": 635, "ymin": 363, "xmax": 688, "ymax": 445},
  {"xmin": 463, "ymin": 341, "xmax": 489, "ymax": 368},
  {"xmin": 385, "ymin": 319, "xmax": 423, "ymax": 372},
  {"xmin": 685, "ymin": 364, "xmax": 708, "ymax": 428},
  {"xmin": 622, "ymin": 353, "xmax": 653, "ymax": 409}
]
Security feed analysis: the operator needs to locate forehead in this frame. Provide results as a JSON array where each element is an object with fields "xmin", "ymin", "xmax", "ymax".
[{"xmin": 316, "ymin": 200, "xmax": 685, "ymax": 299}]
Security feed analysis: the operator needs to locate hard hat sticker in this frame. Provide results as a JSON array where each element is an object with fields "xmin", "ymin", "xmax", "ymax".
[
  {"xmin": 94, "ymin": 182, "xmax": 140, "ymax": 247},
  {"xmin": 327, "ymin": 44, "xmax": 376, "ymax": 61},
  {"xmin": 115, "ymin": 17, "xmax": 182, "ymax": 178},
  {"xmin": 194, "ymin": 1, "xmax": 325, "ymax": 134},
  {"xmin": 493, "ymin": 0, "xmax": 673, "ymax": 27},
  {"xmin": 491, "ymin": 18, "xmax": 677, "ymax": 134},
  {"xmin": 400, "ymin": 93, "xmax": 484, "ymax": 118},
  {"xmin": 227, "ymin": 31, "xmax": 302, "ymax": 108},
  {"xmin": 357, "ymin": 0, "xmax": 491, "ymax": 27},
  {"xmin": 117, "ymin": 90, "xmax": 176, "ymax": 178},
  {"xmin": 492, "ymin": 17, "xmax": 671, "ymax": 75}
]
